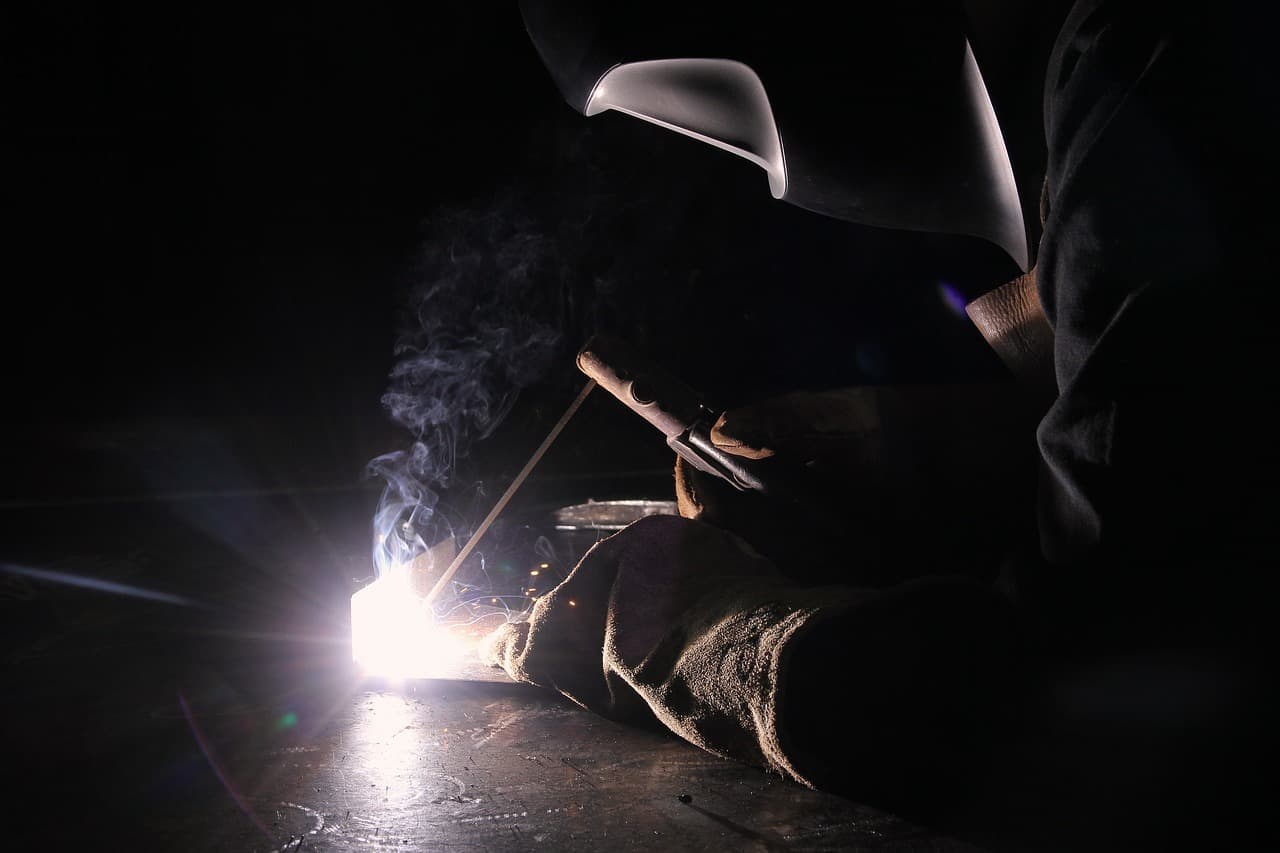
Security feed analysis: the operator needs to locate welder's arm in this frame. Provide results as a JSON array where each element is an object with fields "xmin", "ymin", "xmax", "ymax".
[
  {"xmin": 1026, "ymin": 1, "xmax": 1279, "ymax": 639},
  {"xmin": 481, "ymin": 515, "xmax": 1013, "ymax": 795},
  {"xmin": 675, "ymin": 383, "xmax": 1041, "ymax": 587}
]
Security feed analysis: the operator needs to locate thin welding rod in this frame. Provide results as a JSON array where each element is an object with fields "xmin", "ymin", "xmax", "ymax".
[{"xmin": 424, "ymin": 379, "xmax": 597, "ymax": 607}]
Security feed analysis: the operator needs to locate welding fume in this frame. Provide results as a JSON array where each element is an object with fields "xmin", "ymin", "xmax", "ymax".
[{"xmin": 382, "ymin": 0, "xmax": 1278, "ymax": 842}]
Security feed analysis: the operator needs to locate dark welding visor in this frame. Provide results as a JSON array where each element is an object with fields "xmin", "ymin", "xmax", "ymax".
[{"xmin": 519, "ymin": 0, "xmax": 1028, "ymax": 270}]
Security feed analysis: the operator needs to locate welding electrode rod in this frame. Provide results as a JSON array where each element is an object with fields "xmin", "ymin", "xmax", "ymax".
[{"xmin": 423, "ymin": 379, "xmax": 597, "ymax": 607}]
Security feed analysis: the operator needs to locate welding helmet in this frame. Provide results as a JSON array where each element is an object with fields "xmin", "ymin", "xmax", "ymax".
[{"xmin": 520, "ymin": 0, "xmax": 1035, "ymax": 271}]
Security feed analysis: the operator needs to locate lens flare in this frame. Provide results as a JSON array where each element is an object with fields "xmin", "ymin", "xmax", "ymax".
[{"xmin": 938, "ymin": 281, "xmax": 968, "ymax": 317}]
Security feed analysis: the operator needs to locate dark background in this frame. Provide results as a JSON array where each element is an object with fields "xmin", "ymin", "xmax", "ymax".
[
  {"xmin": 2, "ymin": 3, "xmax": 1021, "ymax": 847},
  {"xmin": 4, "ymin": 1, "xmax": 1018, "ymax": 511}
]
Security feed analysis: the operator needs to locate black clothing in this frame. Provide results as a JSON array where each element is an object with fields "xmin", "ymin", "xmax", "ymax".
[{"xmin": 1032, "ymin": 0, "xmax": 1279, "ymax": 652}]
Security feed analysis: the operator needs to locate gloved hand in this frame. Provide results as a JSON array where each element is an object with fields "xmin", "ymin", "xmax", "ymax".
[
  {"xmin": 675, "ymin": 383, "xmax": 1039, "ymax": 586},
  {"xmin": 480, "ymin": 514, "xmax": 809, "ymax": 720},
  {"xmin": 480, "ymin": 514, "xmax": 1015, "ymax": 795}
]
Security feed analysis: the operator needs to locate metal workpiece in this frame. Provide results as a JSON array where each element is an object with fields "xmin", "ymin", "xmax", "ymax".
[
  {"xmin": 155, "ymin": 680, "xmax": 979, "ymax": 852},
  {"xmin": 552, "ymin": 499, "xmax": 679, "ymax": 531}
]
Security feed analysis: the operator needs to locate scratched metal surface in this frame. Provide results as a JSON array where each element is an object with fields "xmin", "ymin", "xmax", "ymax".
[
  {"xmin": 1, "ymin": 494, "xmax": 982, "ymax": 851},
  {"xmin": 157, "ymin": 681, "xmax": 982, "ymax": 852}
]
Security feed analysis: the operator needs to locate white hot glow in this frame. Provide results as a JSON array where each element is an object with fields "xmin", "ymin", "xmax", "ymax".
[{"xmin": 350, "ymin": 566, "xmax": 465, "ymax": 679}]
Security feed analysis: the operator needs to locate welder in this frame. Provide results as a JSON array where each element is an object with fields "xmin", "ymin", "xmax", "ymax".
[{"xmin": 482, "ymin": 1, "xmax": 1278, "ymax": 841}]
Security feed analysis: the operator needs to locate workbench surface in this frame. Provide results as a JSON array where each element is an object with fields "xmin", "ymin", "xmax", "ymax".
[
  {"xmin": 2, "ymin": 494, "xmax": 978, "ymax": 852},
  {"xmin": 156, "ymin": 680, "xmax": 978, "ymax": 852}
]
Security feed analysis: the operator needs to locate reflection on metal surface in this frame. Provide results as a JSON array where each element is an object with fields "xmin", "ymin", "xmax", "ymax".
[
  {"xmin": 552, "ymin": 499, "xmax": 678, "ymax": 531},
  {"xmin": 341, "ymin": 692, "xmax": 475, "ymax": 844},
  {"xmin": 360, "ymin": 692, "xmax": 423, "ymax": 795},
  {"xmin": 270, "ymin": 803, "xmax": 324, "ymax": 853},
  {"xmin": 174, "ymin": 685, "xmax": 976, "ymax": 850}
]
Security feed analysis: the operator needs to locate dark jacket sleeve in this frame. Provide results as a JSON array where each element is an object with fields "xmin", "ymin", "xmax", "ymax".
[{"xmin": 1029, "ymin": 0, "xmax": 1280, "ymax": 650}]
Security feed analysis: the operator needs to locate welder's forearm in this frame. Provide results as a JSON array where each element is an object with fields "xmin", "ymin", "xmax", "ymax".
[
  {"xmin": 779, "ymin": 577, "xmax": 1017, "ymax": 800},
  {"xmin": 483, "ymin": 517, "xmax": 1018, "ymax": 794},
  {"xmin": 608, "ymin": 575, "xmax": 1016, "ymax": 794}
]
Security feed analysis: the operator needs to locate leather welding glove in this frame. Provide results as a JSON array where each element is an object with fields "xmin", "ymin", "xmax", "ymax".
[
  {"xmin": 674, "ymin": 383, "xmax": 1040, "ymax": 588},
  {"xmin": 480, "ymin": 514, "xmax": 1015, "ymax": 799}
]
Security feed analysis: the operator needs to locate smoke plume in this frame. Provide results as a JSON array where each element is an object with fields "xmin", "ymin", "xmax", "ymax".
[
  {"xmin": 368, "ymin": 199, "xmax": 563, "ymax": 578},
  {"xmin": 366, "ymin": 126, "xmax": 715, "ymax": 588}
]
